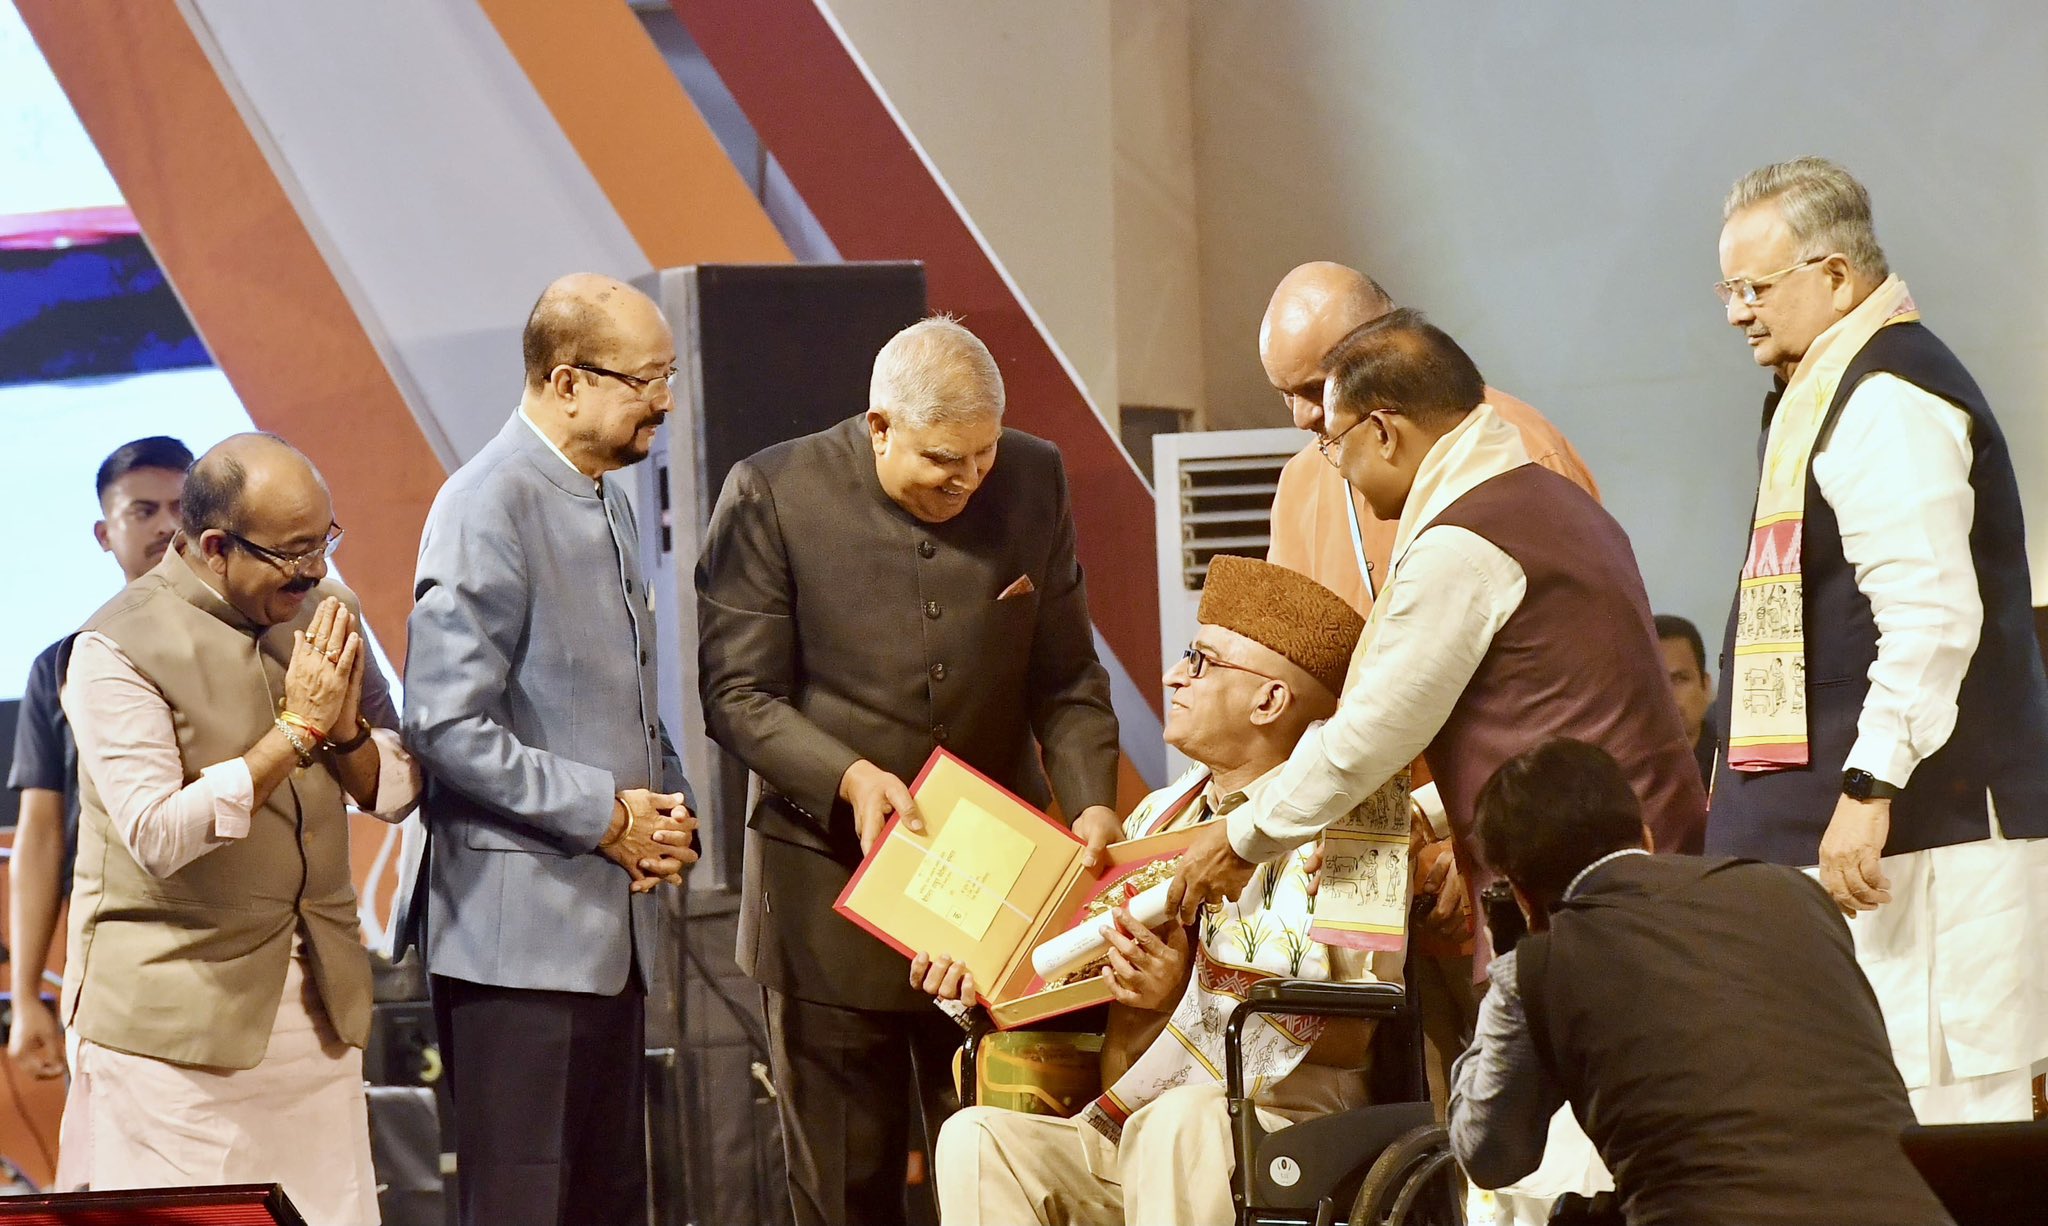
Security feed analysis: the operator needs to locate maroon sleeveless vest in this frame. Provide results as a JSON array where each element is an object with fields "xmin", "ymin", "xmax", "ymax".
[{"xmin": 1422, "ymin": 464, "xmax": 1707, "ymax": 961}]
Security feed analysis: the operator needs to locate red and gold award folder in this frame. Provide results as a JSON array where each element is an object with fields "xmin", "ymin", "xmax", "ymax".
[{"xmin": 834, "ymin": 749, "xmax": 1199, "ymax": 1029}]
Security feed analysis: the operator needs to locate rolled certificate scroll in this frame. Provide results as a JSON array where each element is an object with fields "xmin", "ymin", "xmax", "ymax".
[{"xmin": 1030, "ymin": 879, "xmax": 1172, "ymax": 982}]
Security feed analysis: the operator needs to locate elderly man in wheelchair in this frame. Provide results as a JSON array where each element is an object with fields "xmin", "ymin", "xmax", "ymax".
[{"xmin": 913, "ymin": 557, "xmax": 1459, "ymax": 1226}]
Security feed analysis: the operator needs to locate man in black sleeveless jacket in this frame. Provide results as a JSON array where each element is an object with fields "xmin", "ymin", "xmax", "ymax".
[
  {"xmin": 1449, "ymin": 739, "xmax": 1950, "ymax": 1226},
  {"xmin": 1708, "ymin": 157, "xmax": 2048, "ymax": 1122}
]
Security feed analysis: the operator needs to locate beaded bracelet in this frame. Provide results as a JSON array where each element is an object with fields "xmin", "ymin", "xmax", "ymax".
[{"xmin": 274, "ymin": 717, "xmax": 316, "ymax": 769}]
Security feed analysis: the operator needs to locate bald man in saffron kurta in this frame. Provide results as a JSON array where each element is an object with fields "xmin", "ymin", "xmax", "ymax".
[{"xmin": 1261, "ymin": 264, "xmax": 1598, "ymax": 614}]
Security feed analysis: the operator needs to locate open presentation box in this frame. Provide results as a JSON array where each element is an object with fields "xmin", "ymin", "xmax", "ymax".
[{"xmin": 835, "ymin": 749, "xmax": 1199, "ymax": 1029}]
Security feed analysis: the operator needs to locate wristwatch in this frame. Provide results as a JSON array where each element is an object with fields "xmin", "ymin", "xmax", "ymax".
[
  {"xmin": 326, "ymin": 716, "xmax": 374, "ymax": 756},
  {"xmin": 1841, "ymin": 769, "xmax": 1900, "ymax": 802}
]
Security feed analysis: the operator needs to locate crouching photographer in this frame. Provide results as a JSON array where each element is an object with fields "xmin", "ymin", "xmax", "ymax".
[{"xmin": 1447, "ymin": 738, "xmax": 1951, "ymax": 1226}]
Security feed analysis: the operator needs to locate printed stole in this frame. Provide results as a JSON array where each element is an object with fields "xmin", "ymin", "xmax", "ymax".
[{"xmin": 1729, "ymin": 276, "xmax": 1919, "ymax": 770}]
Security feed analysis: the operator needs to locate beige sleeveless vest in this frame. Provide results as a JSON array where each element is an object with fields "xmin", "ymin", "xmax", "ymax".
[{"xmin": 64, "ymin": 549, "xmax": 372, "ymax": 1069}]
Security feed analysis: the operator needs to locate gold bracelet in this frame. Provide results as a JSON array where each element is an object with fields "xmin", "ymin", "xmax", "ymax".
[
  {"xmin": 599, "ymin": 802, "xmax": 628, "ymax": 850},
  {"xmin": 277, "ymin": 709, "xmax": 328, "ymax": 745}
]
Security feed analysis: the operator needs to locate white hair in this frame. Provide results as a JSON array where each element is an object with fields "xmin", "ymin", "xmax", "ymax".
[
  {"xmin": 1723, "ymin": 156, "xmax": 1890, "ymax": 280},
  {"xmin": 869, "ymin": 316, "xmax": 1005, "ymax": 429}
]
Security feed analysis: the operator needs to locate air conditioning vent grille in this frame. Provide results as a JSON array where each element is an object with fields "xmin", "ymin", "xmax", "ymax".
[{"xmin": 1176, "ymin": 453, "xmax": 1293, "ymax": 589}]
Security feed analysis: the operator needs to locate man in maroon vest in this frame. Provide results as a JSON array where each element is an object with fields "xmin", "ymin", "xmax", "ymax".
[{"xmin": 1169, "ymin": 309, "xmax": 1705, "ymax": 969}]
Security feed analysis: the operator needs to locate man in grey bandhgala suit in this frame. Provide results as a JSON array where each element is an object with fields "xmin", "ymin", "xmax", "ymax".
[
  {"xmin": 399, "ymin": 274, "xmax": 696, "ymax": 1226},
  {"xmin": 697, "ymin": 318, "xmax": 1123, "ymax": 1226}
]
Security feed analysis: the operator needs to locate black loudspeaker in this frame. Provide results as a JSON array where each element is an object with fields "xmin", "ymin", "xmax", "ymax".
[
  {"xmin": 363, "ymin": 1000, "xmax": 439, "ymax": 1088},
  {"xmin": 674, "ymin": 892, "xmax": 791, "ymax": 1226},
  {"xmin": 685, "ymin": 261, "xmax": 928, "ymax": 524},
  {"xmin": 0, "ymin": 1182, "xmax": 305, "ymax": 1223},
  {"xmin": 363, "ymin": 961, "xmax": 454, "ymax": 1226}
]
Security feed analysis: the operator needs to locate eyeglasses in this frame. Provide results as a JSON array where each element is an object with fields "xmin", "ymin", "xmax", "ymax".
[
  {"xmin": 1180, "ymin": 643, "xmax": 1281, "ymax": 683},
  {"xmin": 223, "ymin": 524, "xmax": 344, "ymax": 577},
  {"xmin": 1315, "ymin": 416, "xmax": 1366, "ymax": 467},
  {"xmin": 566, "ymin": 363, "xmax": 678, "ymax": 400},
  {"xmin": 1712, "ymin": 255, "xmax": 1828, "ymax": 307}
]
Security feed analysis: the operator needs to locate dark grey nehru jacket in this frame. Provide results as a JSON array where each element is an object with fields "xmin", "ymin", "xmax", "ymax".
[{"xmin": 697, "ymin": 414, "xmax": 1120, "ymax": 1011}]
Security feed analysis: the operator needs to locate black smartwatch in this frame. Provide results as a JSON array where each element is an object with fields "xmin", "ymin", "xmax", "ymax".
[{"xmin": 1841, "ymin": 769, "xmax": 1900, "ymax": 802}]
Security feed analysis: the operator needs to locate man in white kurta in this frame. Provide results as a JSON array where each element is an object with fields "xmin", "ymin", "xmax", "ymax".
[
  {"xmin": 926, "ymin": 556, "xmax": 1408, "ymax": 1226},
  {"xmin": 1707, "ymin": 158, "xmax": 2048, "ymax": 1123},
  {"xmin": 57, "ymin": 435, "xmax": 419, "ymax": 1225}
]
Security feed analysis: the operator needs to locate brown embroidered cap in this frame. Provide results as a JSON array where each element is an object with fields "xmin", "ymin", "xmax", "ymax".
[{"xmin": 1197, "ymin": 555, "xmax": 1364, "ymax": 698}]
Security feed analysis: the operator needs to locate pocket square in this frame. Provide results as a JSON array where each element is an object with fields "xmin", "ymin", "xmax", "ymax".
[{"xmin": 997, "ymin": 574, "xmax": 1036, "ymax": 600}]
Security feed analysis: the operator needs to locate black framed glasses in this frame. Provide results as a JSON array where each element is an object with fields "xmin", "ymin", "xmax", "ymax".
[
  {"xmin": 1713, "ymin": 255, "xmax": 1829, "ymax": 307},
  {"xmin": 223, "ymin": 523, "xmax": 344, "ymax": 577},
  {"xmin": 567, "ymin": 363, "xmax": 678, "ymax": 400},
  {"xmin": 1180, "ymin": 642, "xmax": 1282, "ymax": 683}
]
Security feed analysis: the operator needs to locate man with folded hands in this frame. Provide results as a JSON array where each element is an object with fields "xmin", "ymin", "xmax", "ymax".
[
  {"xmin": 400, "ymin": 274, "xmax": 697, "ymax": 1226},
  {"xmin": 59, "ymin": 434, "xmax": 419, "ymax": 1224},
  {"xmin": 697, "ymin": 315, "xmax": 1124, "ymax": 1226},
  {"xmin": 922, "ymin": 555, "xmax": 1408, "ymax": 1226}
]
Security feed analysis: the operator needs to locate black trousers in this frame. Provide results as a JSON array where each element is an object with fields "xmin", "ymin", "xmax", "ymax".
[
  {"xmin": 764, "ymin": 988, "xmax": 962, "ymax": 1226},
  {"xmin": 432, "ymin": 974, "xmax": 647, "ymax": 1226}
]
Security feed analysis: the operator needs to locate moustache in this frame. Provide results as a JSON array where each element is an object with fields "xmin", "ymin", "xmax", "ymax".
[{"xmin": 281, "ymin": 577, "xmax": 318, "ymax": 595}]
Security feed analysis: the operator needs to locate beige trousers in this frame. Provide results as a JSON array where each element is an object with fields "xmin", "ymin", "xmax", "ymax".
[{"xmin": 934, "ymin": 1066, "xmax": 1362, "ymax": 1226}]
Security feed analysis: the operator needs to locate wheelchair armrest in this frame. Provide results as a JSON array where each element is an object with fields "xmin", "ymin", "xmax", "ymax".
[
  {"xmin": 1245, "ymin": 978, "xmax": 1407, "ymax": 1020},
  {"xmin": 1224, "ymin": 981, "xmax": 1409, "ymax": 1104}
]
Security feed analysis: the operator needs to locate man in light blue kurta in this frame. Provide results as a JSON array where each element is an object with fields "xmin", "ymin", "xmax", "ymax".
[{"xmin": 398, "ymin": 274, "xmax": 695, "ymax": 1226}]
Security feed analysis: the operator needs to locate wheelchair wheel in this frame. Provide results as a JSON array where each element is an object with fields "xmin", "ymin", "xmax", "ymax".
[{"xmin": 1348, "ymin": 1123, "xmax": 1465, "ymax": 1226}]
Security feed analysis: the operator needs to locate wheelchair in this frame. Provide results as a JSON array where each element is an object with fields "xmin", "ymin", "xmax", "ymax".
[{"xmin": 958, "ymin": 979, "xmax": 1463, "ymax": 1226}]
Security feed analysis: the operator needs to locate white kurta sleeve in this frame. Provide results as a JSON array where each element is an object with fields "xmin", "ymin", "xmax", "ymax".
[
  {"xmin": 1227, "ymin": 527, "xmax": 1526, "ymax": 862},
  {"xmin": 1810, "ymin": 373, "xmax": 1979, "ymax": 787},
  {"xmin": 61, "ymin": 632, "xmax": 256, "ymax": 878},
  {"xmin": 351, "ymin": 642, "xmax": 422, "ymax": 821}
]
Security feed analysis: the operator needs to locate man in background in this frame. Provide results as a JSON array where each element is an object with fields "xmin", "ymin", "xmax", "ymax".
[
  {"xmin": 1654, "ymin": 614, "xmax": 1715, "ymax": 787},
  {"xmin": 8, "ymin": 435, "xmax": 192, "ymax": 1084},
  {"xmin": 1451, "ymin": 738, "xmax": 1950, "ymax": 1226},
  {"xmin": 61, "ymin": 434, "xmax": 418, "ymax": 1223},
  {"xmin": 698, "ymin": 317, "xmax": 1122, "ymax": 1226},
  {"xmin": 1262, "ymin": 261, "xmax": 1598, "ymax": 613},
  {"xmin": 402, "ymin": 273, "xmax": 696, "ymax": 1226}
]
